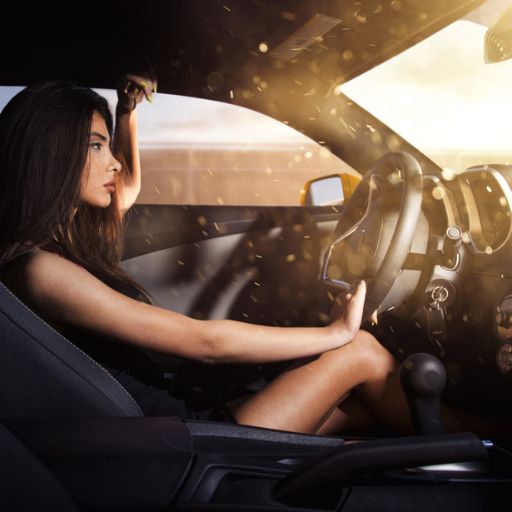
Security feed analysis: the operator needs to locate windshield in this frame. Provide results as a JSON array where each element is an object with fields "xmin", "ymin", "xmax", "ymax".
[{"xmin": 340, "ymin": 0, "xmax": 512, "ymax": 172}]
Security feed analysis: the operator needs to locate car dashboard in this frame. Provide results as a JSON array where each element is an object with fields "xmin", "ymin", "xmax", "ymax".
[{"xmin": 376, "ymin": 164, "xmax": 512, "ymax": 420}]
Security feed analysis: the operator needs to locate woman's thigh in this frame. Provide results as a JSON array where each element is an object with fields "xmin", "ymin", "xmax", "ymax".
[{"xmin": 231, "ymin": 330, "xmax": 386, "ymax": 433}]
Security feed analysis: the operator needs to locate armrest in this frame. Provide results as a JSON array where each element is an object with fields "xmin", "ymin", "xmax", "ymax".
[{"xmin": 3, "ymin": 417, "xmax": 193, "ymax": 510}]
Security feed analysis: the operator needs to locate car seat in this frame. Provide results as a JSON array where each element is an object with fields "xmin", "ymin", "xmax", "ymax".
[{"xmin": 0, "ymin": 281, "xmax": 143, "ymax": 418}]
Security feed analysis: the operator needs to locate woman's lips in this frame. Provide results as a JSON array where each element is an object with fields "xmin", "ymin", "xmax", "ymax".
[{"xmin": 104, "ymin": 180, "xmax": 116, "ymax": 193}]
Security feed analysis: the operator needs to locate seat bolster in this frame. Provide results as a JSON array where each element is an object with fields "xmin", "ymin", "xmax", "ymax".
[{"xmin": 0, "ymin": 282, "xmax": 143, "ymax": 418}]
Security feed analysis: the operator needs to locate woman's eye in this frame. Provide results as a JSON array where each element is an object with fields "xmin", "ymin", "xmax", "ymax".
[{"xmin": 89, "ymin": 142, "xmax": 102, "ymax": 151}]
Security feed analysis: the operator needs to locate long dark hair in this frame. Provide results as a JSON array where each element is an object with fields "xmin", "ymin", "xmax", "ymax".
[{"xmin": 0, "ymin": 81, "xmax": 137, "ymax": 288}]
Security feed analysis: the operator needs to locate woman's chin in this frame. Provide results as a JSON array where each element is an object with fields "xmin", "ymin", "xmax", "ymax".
[{"xmin": 81, "ymin": 196, "xmax": 112, "ymax": 208}]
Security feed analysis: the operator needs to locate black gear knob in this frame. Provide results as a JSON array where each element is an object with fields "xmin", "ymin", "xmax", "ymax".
[{"xmin": 399, "ymin": 353, "xmax": 446, "ymax": 435}]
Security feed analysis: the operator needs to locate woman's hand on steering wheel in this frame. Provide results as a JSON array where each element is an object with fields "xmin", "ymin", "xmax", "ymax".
[{"xmin": 329, "ymin": 280, "xmax": 367, "ymax": 346}]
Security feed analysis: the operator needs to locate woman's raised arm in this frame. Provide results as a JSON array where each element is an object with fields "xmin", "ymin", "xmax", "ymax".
[{"xmin": 113, "ymin": 73, "xmax": 156, "ymax": 213}]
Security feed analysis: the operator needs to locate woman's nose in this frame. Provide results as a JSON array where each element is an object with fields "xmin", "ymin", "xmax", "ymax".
[{"xmin": 110, "ymin": 154, "xmax": 122, "ymax": 173}]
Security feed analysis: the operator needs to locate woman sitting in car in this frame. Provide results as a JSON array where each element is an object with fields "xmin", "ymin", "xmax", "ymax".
[{"xmin": 0, "ymin": 75, "xmax": 418, "ymax": 434}]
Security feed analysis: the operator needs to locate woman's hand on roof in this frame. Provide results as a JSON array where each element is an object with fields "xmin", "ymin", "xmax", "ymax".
[{"xmin": 116, "ymin": 73, "xmax": 157, "ymax": 114}]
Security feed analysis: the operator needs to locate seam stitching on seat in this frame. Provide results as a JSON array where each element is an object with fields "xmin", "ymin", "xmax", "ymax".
[{"xmin": 0, "ymin": 283, "xmax": 144, "ymax": 416}]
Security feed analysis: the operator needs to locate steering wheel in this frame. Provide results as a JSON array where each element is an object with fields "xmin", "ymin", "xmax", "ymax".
[{"xmin": 322, "ymin": 151, "xmax": 424, "ymax": 319}]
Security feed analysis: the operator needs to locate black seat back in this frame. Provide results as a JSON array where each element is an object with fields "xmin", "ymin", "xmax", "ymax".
[{"xmin": 0, "ymin": 282, "xmax": 143, "ymax": 418}]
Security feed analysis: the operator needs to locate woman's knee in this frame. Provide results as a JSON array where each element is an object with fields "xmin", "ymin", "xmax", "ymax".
[
  {"xmin": 348, "ymin": 330, "xmax": 384, "ymax": 357},
  {"xmin": 326, "ymin": 330, "xmax": 395, "ymax": 374},
  {"xmin": 356, "ymin": 330, "xmax": 397, "ymax": 377}
]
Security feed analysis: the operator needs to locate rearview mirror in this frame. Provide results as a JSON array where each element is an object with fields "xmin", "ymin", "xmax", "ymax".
[
  {"xmin": 301, "ymin": 173, "xmax": 361, "ymax": 206},
  {"xmin": 485, "ymin": 6, "xmax": 512, "ymax": 63}
]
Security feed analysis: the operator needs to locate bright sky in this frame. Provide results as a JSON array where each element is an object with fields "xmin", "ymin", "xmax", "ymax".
[{"xmin": 341, "ymin": 19, "xmax": 512, "ymax": 153}]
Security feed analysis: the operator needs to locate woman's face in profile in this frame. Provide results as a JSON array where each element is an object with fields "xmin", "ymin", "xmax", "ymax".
[{"xmin": 80, "ymin": 112, "xmax": 121, "ymax": 208}]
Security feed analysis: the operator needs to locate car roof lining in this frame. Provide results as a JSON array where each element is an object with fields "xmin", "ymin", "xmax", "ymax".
[{"xmin": 0, "ymin": 1, "xmax": 484, "ymax": 94}]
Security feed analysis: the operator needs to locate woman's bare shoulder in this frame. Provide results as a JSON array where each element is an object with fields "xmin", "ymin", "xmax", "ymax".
[
  {"xmin": 2, "ymin": 250, "xmax": 61, "ymax": 293},
  {"xmin": 22, "ymin": 248, "xmax": 67, "ymax": 270},
  {"xmin": 7, "ymin": 249, "xmax": 98, "ymax": 306},
  {"xmin": 22, "ymin": 249, "xmax": 81, "ymax": 286},
  {"xmin": 0, "ymin": 250, "xmax": 91, "ymax": 326},
  {"xmin": 9, "ymin": 249, "xmax": 139, "ymax": 328}
]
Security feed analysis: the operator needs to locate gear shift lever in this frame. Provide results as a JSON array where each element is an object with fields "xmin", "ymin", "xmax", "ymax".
[{"xmin": 399, "ymin": 353, "xmax": 446, "ymax": 435}]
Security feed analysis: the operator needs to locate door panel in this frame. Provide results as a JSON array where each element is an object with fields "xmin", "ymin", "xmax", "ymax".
[{"xmin": 123, "ymin": 205, "xmax": 340, "ymax": 324}]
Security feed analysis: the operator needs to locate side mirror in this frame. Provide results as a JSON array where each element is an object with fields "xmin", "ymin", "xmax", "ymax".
[
  {"xmin": 300, "ymin": 173, "xmax": 361, "ymax": 206},
  {"xmin": 485, "ymin": 6, "xmax": 512, "ymax": 63}
]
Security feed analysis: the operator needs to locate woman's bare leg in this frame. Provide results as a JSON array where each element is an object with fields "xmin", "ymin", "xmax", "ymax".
[
  {"xmin": 317, "ymin": 368, "xmax": 470, "ymax": 436},
  {"xmin": 232, "ymin": 330, "xmax": 414, "ymax": 434},
  {"xmin": 315, "ymin": 395, "xmax": 376, "ymax": 435}
]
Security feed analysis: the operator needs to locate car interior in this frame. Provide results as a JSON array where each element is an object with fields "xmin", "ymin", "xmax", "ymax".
[{"xmin": 1, "ymin": 1, "xmax": 512, "ymax": 510}]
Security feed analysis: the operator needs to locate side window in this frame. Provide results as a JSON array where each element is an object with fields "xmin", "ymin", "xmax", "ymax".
[
  {"xmin": 128, "ymin": 93, "xmax": 358, "ymax": 206},
  {"xmin": 0, "ymin": 87, "xmax": 358, "ymax": 205}
]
